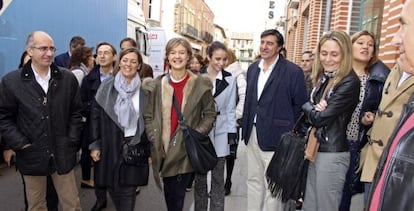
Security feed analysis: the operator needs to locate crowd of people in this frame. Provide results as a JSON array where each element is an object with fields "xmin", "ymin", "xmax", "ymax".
[{"xmin": 1, "ymin": 1, "xmax": 414, "ymax": 210}]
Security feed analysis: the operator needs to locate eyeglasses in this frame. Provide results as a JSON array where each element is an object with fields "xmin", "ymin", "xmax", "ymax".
[{"xmin": 31, "ymin": 46, "xmax": 57, "ymax": 53}]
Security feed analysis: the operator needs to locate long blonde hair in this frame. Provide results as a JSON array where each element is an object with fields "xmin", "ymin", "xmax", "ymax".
[{"xmin": 312, "ymin": 30, "xmax": 353, "ymax": 87}]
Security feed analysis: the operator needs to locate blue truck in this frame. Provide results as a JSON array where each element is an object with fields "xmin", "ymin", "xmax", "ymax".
[{"xmin": 0, "ymin": 0, "xmax": 150, "ymax": 77}]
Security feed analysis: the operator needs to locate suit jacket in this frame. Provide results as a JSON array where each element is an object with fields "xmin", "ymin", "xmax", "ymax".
[
  {"xmin": 79, "ymin": 66, "xmax": 102, "ymax": 148},
  {"xmin": 361, "ymin": 63, "xmax": 414, "ymax": 182},
  {"xmin": 54, "ymin": 52, "xmax": 70, "ymax": 68},
  {"xmin": 242, "ymin": 56, "xmax": 308, "ymax": 151},
  {"xmin": 209, "ymin": 70, "xmax": 237, "ymax": 157}
]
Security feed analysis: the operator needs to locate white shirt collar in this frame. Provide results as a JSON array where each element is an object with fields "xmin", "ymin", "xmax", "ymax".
[
  {"xmin": 258, "ymin": 55, "xmax": 279, "ymax": 72},
  {"xmin": 32, "ymin": 64, "xmax": 51, "ymax": 93}
]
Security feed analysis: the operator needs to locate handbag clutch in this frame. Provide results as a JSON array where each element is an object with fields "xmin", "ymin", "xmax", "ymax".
[
  {"xmin": 304, "ymin": 127, "xmax": 320, "ymax": 162},
  {"xmin": 119, "ymin": 134, "xmax": 150, "ymax": 186},
  {"xmin": 266, "ymin": 113, "xmax": 309, "ymax": 202}
]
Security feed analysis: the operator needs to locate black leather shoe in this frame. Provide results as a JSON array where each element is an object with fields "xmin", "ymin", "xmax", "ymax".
[{"xmin": 91, "ymin": 201, "xmax": 107, "ymax": 211}]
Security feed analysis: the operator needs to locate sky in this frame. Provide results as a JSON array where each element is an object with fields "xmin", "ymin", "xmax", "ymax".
[{"xmin": 205, "ymin": 0, "xmax": 286, "ymax": 33}]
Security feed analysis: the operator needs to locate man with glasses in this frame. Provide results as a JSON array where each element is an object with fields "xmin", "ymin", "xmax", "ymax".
[
  {"xmin": 80, "ymin": 41, "xmax": 117, "ymax": 211},
  {"xmin": 0, "ymin": 31, "xmax": 83, "ymax": 210}
]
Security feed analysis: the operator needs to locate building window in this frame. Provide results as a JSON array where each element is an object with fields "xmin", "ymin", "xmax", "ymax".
[{"xmin": 361, "ymin": 0, "xmax": 384, "ymax": 45}]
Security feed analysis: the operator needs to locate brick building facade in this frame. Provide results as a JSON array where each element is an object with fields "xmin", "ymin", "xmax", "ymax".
[{"xmin": 285, "ymin": 0, "xmax": 403, "ymax": 68}]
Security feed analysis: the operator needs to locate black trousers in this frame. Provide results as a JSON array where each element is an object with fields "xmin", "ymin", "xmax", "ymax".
[
  {"xmin": 107, "ymin": 185, "xmax": 137, "ymax": 211},
  {"xmin": 163, "ymin": 173, "xmax": 192, "ymax": 211},
  {"xmin": 80, "ymin": 146, "xmax": 92, "ymax": 181}
]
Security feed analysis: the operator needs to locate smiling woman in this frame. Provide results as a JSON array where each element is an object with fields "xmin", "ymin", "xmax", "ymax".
[
  {"xmin": 301, "ymin": 30, "xmax": 361, "ymax": 211},
  {"xmin": 143, "ymin": 37, "xmax": 217, "ymax": 211}
]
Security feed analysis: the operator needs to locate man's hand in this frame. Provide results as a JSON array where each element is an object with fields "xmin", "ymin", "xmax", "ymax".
[
  {"xmin": 90, "ymin": 150, "xmax": 101, "ymax": 162},
  {"xmin": 3, "ymin": 149, "xmax": 15, "ymax": 167}
]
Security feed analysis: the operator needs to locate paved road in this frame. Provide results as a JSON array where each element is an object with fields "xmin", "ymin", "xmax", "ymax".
[{"xmin": 0, "ymin": 143, "xmax": 363, "ymax": 210}]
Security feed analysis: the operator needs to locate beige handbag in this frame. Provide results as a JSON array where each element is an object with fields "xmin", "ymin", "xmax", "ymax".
[{"xmin": 305, "ymin": 127, "xmax": 320, "ymax": 162}]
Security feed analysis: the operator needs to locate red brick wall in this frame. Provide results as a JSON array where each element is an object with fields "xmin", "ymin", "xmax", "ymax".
[{"xmin": 378, "ymin": 0, "xmax": 403, "ymax": 68}]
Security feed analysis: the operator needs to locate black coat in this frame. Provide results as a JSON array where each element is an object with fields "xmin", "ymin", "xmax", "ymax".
[
  {"xmin": 302, "ymin": 71, "xmax": 360, "ymax": 152},
  {"xmin": 0, "ymin": 60, "xmax": 83, "ymax": 175},
  {"xmin": 359, "ymin": 61, "xmax": 390, "ymax": 146},
  {"xmin": 89, "ymin": 78, "xmax": 147, "ymax": 188},
  {"xmin": 367, "ymin": 95, "xmax": 414, "ymax": 210},
  {"xmin": 80, "ymin": 66, "xmax": 102, "ymax": 148}
]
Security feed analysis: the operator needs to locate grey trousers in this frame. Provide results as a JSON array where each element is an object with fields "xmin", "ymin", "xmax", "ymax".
[
  {"xmin": 194, "ymin": 157, "xmax": 226, "ymax": 211},
  {"xmin": 303, "ymin": 152, "xmax": 350, "ymax": 211}
]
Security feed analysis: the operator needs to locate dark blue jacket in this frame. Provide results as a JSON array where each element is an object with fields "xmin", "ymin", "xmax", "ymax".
[
  {"xmin": 359, "ymin": 60, "xmax": 390, "ymax": 146},
  {"xmin": 242, "ymin": 56, "xmax": 307, "ymax": 151},
  {"xmin": 54, "ymin": 52, "xmax": 70, "ymax": 68}
]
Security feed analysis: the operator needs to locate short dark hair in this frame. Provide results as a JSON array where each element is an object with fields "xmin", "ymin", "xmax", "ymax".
[
  {"xmin": 261, "ymin": 29, "xmax": 284, "ymax": 46},
  {"xmin": 70, "ymin": 36, "xmax": 85, "ymax": 48},
  {"xmin": 96, "ymin": 42, "xmax": 117, "ymax": 55},
  {"xmin": 302, "ymin": 50, "xmax": 313, "ymax": 56},
  {"xmin": 120, "ymin": 37, "xmax": 137, "ymax": 48}
]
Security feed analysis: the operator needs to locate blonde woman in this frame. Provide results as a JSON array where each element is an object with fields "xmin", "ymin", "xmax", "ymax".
[{"xmin": 301, "ymin": 30, "xmax": 360, "ymax": 210}]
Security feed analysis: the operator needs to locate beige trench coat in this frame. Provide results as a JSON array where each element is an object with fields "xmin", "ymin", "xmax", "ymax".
[{"xmin": 361, "ymin": 63, "xmax": 414, "ymax": 182}]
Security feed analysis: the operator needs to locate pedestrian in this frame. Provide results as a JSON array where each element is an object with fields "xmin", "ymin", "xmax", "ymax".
[
  {"xmin": 360, "ymin": 0, "xmax": 414, "ymax": 205},
  {"xmin": 189, "ymin": 54, "xmax": 205, "ymax": 74},
  {"xmin": 194, "ymin": 41, "xmax": 237, "ymax": 211},
  {"xmin": 339, "ymin": 30, "xmax": 390, "ymax": 211},
  {"xmin": 185, "ymin": 53, "xmax": 206, "ymax": 192},
  {"xmin": 89, "ymin": 47, "xmax": 149, "ymax": 211},
  {"xmin": 301, "ymin": 51, "xmax": 314, "ymax": 96},
  {"xmin": 80, "ymin": 41, "xmax": 117, "ymax": 211},
  {"xmin": 223, "ymin": 49, "xmax": 246, "ymax": 196},
  {"xmin": 54, "ymin": 35, "xmax": 85, "ymax": 68},
  {"xmin": 242, "ymin": 29, "xmax": 307, "ymax": 211},
  {"xmin": 0, "ymin": 31, "xmax": 83, "ymax": 211},
  {"xmin": 69, "ymin": 46, "xmax": 95, "ymax": 86},
  {"xmin": 301, "ymin": 30, "xmax": 360, "ymax": 211},
  {"xmin": 143, "ymin": 37, "xmax": 216, "ymax": 211},
  {"xmin": 366, "ymin": 3, "xmax": 414, "ymax": 210}
]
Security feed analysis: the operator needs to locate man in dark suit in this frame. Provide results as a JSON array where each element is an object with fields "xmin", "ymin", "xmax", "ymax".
[
  {"xmin": 242, "ymin": 29, "xmax": 307, "ymax": 211},
  {"xmin": 80, "ymin": 41, "xmax": 117, "ymax": 211},
  {"xmin": 54, "ymin": 36, "xmax": 85, "ymax": 68}
]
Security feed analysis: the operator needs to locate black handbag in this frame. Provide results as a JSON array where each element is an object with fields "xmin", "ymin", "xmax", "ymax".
[
  {"xmin": 266, "ymin": 114, "xmax": 309, "ymax": 202},
  {"xmin": 171, "ymin": 90, "xmax": 218, "ymax": 175},
  {"xmin": 119, "ymin": 134, "xmax": 150, "ymax": 186}
]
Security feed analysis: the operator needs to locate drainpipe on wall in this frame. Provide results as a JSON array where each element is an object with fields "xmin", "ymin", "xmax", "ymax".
[
  {"xmin": 346, "ymin": 0, "xmax": 354, "ymax": 33},
  {"xmin": 324, "ymin": 0, "xmax": 333, "ymax": 32}
]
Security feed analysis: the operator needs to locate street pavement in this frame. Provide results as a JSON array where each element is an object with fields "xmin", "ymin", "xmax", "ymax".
[{"xmin": 0, "ymin": 143, "xmax": 363, "ymax": 210}]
